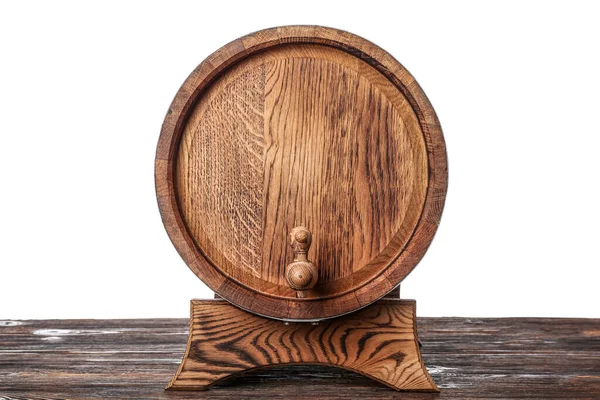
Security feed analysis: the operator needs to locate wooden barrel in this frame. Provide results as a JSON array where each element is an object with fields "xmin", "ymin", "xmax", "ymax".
[{"xmin": 155, "ymin": 26, "xmax": 447, "ymax": 321}]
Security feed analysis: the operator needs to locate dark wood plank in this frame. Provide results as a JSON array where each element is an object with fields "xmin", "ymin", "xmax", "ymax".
[{"xmin": 0, "ymin": 317, "xmax": 598, "ymax": 399}]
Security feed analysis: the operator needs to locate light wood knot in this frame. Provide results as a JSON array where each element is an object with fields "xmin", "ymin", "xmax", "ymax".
[
  {"xmin": 286, "ymin": 262, "xmax": 315, "ymax": 289},
  {"xmin": 289, "ymin": 226, "xmax": 312, "ymax": 253},
  {"xmin": 295, "ymin": 230, "xmax": 309, "ymax": 243},
  {"xmin": 286, "ymin": 226, "xmax": 317, "ymax": 298}
]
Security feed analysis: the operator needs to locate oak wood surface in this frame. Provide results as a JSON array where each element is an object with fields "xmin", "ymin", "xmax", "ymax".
[
  {"xmin": 167, "ymin": 299, "xmax": 437, "ymax": 391},
  {"xmin": 155, "ymin": 25, "xmax": 448, "ymax": 321},
  {"xmin": 1, "ymin": 316, "xmax": 598, "ymax": 399}
]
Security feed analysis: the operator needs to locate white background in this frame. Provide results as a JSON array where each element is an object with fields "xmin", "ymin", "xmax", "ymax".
[{"xmin": 1, "ymin": 1, "xmax": 599, "ymax": 319}]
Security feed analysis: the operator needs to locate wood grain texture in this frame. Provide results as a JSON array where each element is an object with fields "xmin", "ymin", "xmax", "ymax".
[
  {"xmin": 167, "ymin": 299, "xmax": 437, "ymax": 391},
  {"xmin": 176, "ymin": 62, "xmax": 266, "ymax": 281},
  {"xmin": 175, "ymin": 44, "xmax": 425, "ymax": 291},
  {"xmin": 156, "ymin": 26, "xmax": 448, "ymax": 320},
  {"xmin": 1, "ymin": 316, "xmax": 598, "ymax": 399}
]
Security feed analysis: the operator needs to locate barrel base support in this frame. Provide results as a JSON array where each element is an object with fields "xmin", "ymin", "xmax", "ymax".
[{"xmin": 166, "ymin": 299, "xmax": 439, "ymax": 392}]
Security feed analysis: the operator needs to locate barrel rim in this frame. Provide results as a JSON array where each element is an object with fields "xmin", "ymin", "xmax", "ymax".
[{"xmin": 155, "ymin": 25, "xmax": 448, "ymax": 320}]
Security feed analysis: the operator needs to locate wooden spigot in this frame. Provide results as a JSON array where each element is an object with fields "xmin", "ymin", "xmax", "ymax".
[{"xmin": 285, "ymin": 226, "xmax": 318, "ymax": 298}]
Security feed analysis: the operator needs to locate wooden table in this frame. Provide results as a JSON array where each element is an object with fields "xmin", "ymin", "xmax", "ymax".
[{"xmin": 1, "ymin": 316, "xmax": 598, "ymax": 399}]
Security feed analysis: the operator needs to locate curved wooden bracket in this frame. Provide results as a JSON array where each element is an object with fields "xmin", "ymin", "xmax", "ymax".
[{"xmin": 167, "ymin": 299, "xmax": 438, "ymax": 392}]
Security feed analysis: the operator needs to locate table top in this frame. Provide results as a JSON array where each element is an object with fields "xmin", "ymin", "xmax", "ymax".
[{"xmin": 1, "ymin": 315, "xmax": 598, "ymax": 399}]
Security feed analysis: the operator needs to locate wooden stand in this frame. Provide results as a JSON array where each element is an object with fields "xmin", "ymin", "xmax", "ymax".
[{"xmin": 167, "ymin": 299, "xmax": 439, "ymax": 392}]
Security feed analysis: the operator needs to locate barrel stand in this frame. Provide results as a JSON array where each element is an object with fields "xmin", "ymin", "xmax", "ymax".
[{"xmin": 167, "ymin": 298, "xmax": 438, "ymax": 392}]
